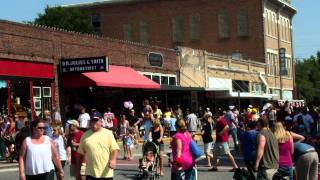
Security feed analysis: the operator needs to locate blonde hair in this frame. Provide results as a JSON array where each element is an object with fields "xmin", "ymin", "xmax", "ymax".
[
  {"xmin": 52, "ymin": 125, "xmax": 63, "ymax": 136},
  {"xmin": 153, "ymin": 119, "xmax": 161, "ymax": 127},
  {"xmin": 273, "ymin": 122, "xmax": 289, "ymax": 143},
  {"xmin": 176, "ymin": 119, "xmax": 187, "ymax": 131}
]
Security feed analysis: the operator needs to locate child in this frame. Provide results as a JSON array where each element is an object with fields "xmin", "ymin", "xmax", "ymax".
[
  {"xmin": 124, "ymin": 128, "xmax": 135, "ymax": 160},
  {"xmin": 119, "ymin": 114, "xmax": 129, "ymax": 159},
  {"xmin": 143, "ymin": 151, "xmax": 155, "ymax": 171}
]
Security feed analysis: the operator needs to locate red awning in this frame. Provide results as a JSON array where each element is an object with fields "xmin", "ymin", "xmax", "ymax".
[
  {"xmin": 62, "ymin": 65, "xmax": 160, "ymax": 89},
  {"xmin": 0, "ymin": 59, "xmax": 54, "ymax": 79}
]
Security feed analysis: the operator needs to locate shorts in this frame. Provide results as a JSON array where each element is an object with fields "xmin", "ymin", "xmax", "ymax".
[
  {"xmin": 204, "ymin": 142, "xmax": 214, "ymax": 153},
  {"xmin": 214, "ymin": 142, "xmax": 230, "ymax": 156},
  {"xmin": 159, "ymin": 144, "xmax": 164, "ymax": 151}
]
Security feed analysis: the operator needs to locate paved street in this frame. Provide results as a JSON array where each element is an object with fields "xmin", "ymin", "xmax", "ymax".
[{"xmin": 0, "ymin": 140, "xmax": 242, "ymax": 180}]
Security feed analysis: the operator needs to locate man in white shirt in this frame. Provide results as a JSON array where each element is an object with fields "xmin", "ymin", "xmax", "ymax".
[{"xmin": 78, "ymin": 108, "xmax": 90, "ymax": 131}]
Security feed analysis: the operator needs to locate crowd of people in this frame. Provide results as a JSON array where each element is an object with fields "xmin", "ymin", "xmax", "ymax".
[{"xmin": 0, "ymin": 99, "xmax": 319, "ymax": 180}]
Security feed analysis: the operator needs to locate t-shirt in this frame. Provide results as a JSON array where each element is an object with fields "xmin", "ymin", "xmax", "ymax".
[
  {"xmin": 78, "ymin": 113, "xmax": 90, "ymax": 128},
  {"xmin": 186, "ymin": 113, "xmax": 198, "ymax": 132},
  {"xmin": 127, "ymin": 115, "xmax": 139, "ymax": 126},
  {"xmin": 216, "ymin": 117, "xmax": 229, "ymax": 143},
  {"xmin": 302, "ymin": 114, "xmax": 314, "ymax": 133},
  {"xmin": 202, "ymin": 123, "xmax": 213, "ymax": 144},
  {"xmin": 78, "ymin": 128, "xmax": 120, "ymax": 178},
  {"xmin": 68, "ymin": 130, "xmax": 84, "ymax": 164},
  {"xmin": 293, "ymin": 142, "xmax": 315, "ymax": 162},
  {"xmin": 169, "ymin": 118, "xmax": 177, "ymax": 132},
  {"xmin": 239, "ymin": 130, "xmax": 258, "ymax": 161},
  {"xmin": 171, "ymin": 131, "xmax": 195, "ymax": 172}
]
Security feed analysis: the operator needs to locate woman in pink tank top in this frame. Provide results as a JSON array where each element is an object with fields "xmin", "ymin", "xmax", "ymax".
[
  {"xmin": 273, "ymin": 122, "xmax": 294, "ymax": 180},
  {"xmin": 170, "ymin": 119, "xmax": 195, "ymax": 180}
]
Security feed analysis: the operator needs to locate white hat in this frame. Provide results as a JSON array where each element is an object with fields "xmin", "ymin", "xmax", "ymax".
[
  {"xmin": 262, "ymin": 103, "xmax": 272, "ymax": 110},
  {"xmin": 67, "ymin": 120, "xmax": 79, "ymax": 127},
  {"xmin": 229, "ymin": 105, "xmax": 235, "ymax": 110},
  {"xmin": 248, "ymin": 105, "xmax": 253, "ymax": 108}
]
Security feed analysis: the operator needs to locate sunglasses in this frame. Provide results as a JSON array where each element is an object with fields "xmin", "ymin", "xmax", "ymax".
[{"xmin": 37, "ymin": 126, "xmax": 45, "ymax": 130}]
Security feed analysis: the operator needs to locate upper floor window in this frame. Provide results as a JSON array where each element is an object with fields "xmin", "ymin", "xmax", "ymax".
[
  {"xmin": 218, "ymin": 11, "xmax": 230, "ymax": 39},
  {"xmin": 123, "ymin": 23, "xmax": 133, "ymax": 41},
  {"xmin": 139, "ymin": 20, "xmax": 149, "ymax": 44},
  {"xmin": 237, "ymin": 9, "xmax": 249, "ymax": 37},
  {"xmin": 189, "ymin": 14, "xmax": 200, "ymax": 42},
  {"xmin": 91, "ymin": 14, "xmax": 101, "ymax": 35},
  {"xmin": 172, "ymin": 16, "xmax": 184, "ymax": 43}
]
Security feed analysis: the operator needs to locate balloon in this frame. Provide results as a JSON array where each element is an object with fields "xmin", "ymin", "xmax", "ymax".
[
  {"xmin": 128, "ymin": 102, "xmax": 133, "ymax": 109},
  {"xmin": 124, "ymin": 101, "xmax": 130, "ymax": 109}
]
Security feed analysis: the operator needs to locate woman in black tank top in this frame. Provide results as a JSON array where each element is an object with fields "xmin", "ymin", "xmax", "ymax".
[{"xmin": 149, "ymin": 119, "xmax": 164, "ymax": 176}]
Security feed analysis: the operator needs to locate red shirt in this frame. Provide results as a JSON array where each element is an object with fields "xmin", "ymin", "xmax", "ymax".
[
  {"xmin": 68, "ymin": 130, "xmax": 84, "ymax": 164},
  {"xmin": 216, "ymin": 117, "xmax": 229, "ymax": 143}
]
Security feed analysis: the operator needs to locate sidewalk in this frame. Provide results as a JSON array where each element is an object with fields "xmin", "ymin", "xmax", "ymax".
[{"xmin": 0, "ymin": 160, "xmax": 18, "ymax": 170}]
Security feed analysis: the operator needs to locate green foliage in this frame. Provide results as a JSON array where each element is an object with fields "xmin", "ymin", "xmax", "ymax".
[
  {"xmin": 29, "ymin": 6, "xmax": 95, "ymax": 34},
  {"xmin": 296, "ymin": 51, "xmax": 320, "ymax": 105}
]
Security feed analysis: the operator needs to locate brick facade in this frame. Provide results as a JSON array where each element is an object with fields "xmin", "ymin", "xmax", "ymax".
[
  {"xmin": 79, "ymin": 0, "xmax": 266, "ymax": 62},
  {"xmin": 0, "ymin": 20, "xmax": 179, "ymax": 110}
]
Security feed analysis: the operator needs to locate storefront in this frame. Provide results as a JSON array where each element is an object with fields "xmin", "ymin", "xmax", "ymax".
[
  {"xmin": 60, "ymin": 57, "xmax": 161, "ymax": 116},
  {"xmin": 0, "ymin": 59, "xmax": 55, "ymax": 120}
]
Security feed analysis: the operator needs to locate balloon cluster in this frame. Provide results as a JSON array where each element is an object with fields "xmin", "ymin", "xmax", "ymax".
[{"xmin": 124, "ymin": 101, "xmax": 133, "ymax": 109}]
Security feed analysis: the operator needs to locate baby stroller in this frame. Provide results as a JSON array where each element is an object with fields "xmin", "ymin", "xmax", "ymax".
[{"xmin": 137, "ymin": 141, "xmax": 160, "ymax": 180}]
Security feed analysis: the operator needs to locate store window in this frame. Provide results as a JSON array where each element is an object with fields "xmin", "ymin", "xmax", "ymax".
[
  {"xmin": 161, "ymin": 76, "xmax": 169, "ymax": 85},
  {"xmin": 169, "ymin": 77, "xmax": 176, "ymax": 86},
  {"xmin": 232, "ymin": 80, "xmax": 249, "ymax": 92},
  {"xmin": 152, "ymin": 75, "xmax": 160, "ymax": 84},
  {"xmin": 0, "ymin": 80, "xmax": 8, "ymax": 115}
]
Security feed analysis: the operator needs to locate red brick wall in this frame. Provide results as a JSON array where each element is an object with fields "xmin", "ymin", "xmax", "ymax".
[
  {"xmin": 0, "ymin": 20, "xmax": 178, "ymax": 74},
  {"xmin": 0, "ymin": 20, "xmax": 179, "ymax": 110},
  {"xmin": 82, "ymin": 0, "xmax": 265, "ymax": 62}
]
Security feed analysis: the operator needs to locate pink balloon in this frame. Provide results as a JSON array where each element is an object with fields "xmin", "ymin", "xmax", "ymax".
[{"xmin": 124, "ymin": 101, "xmax": 130, "ymax": 108}]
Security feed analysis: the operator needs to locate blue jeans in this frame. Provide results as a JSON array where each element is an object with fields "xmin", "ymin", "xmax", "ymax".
[{"xmin": 277, "ymin": 166, "xmax": 293, "ymax": 180}]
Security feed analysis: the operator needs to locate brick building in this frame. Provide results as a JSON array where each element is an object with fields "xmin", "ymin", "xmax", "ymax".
[
  {"xmin": 68, "ymin": 0, "xmax": 296, "ymax": 100},
  {"xmin": 0, "ymin": 20, "xmax": 180, "ymax": 118}
]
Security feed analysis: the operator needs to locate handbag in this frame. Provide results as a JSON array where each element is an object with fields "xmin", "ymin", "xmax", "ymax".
[{"xmin": 189, "ymin": 140, "xmax": 203, "ymax": 160}]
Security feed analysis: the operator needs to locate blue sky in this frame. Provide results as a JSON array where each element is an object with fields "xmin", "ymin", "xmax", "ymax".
[{"xmin": 0, "ymin": 0, "xmax": 318, "ymax": 59}]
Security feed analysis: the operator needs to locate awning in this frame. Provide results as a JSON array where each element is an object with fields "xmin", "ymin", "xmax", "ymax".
[
  {"xmin": 61, "ymin": 65, "xmax": 160, "ymax": 89},
  {"xmin": 0, "ymin": 59, "xmax": 54, "ymax": 79}
]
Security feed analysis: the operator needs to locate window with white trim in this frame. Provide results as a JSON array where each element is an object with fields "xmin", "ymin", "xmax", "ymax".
[{"xmin": 141, "ymin": 72, "xmax": 177, "ymax": 86}]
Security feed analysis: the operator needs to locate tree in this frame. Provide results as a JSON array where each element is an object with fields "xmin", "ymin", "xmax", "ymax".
[
  {"xmin": 295, "ymin": 51, "xmax": 320, "ymax": 105},
  {"xmin": 29, "ymin": 6, "xmax": 95, "ymax": 34}
]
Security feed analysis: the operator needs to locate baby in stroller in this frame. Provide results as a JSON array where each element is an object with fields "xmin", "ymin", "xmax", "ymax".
[{"xmin": 137, "ymin": 141, "xmax": 160, "ymax": 179}]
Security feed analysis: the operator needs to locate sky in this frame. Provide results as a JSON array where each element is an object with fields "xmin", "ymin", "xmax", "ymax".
[{"xmin": 0, "ymin": 0, "xmax": 318, "ymax": 59}]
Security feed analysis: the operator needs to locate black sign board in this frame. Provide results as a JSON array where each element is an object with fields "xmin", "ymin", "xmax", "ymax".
[
  {"xmin": 148, "ymin": 52, "xmax": 163, "ymax": 67},
  {"xmin": 279, "ymin": 48, "xmax": 287, "ymax": 76},
  {"xmin": 60, "ymin": 56, "xmax": 108, "ymax": 74}
]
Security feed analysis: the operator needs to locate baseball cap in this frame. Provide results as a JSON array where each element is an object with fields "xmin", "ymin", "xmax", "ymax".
[
  {"xmin": 91, "ymin": 111, "xmax": 102, "ymax": 120},
  {"xmin": 67, "ymin": 120, "xmax": 79, "ymax": 127}
]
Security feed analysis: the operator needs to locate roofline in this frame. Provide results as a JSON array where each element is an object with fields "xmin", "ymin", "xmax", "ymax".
[
  {"xmin": 61, "ymin": 0, "xmax": 152, "ymax": 8},
  {"xmin": 0, "ymin": 19, "xmax": 176, "ymax": 53}
]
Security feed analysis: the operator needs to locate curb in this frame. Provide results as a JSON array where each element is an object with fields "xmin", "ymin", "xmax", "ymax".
[{"xmin": 0, "ymin": 163, "xmax": 18, "ymax": 170}]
